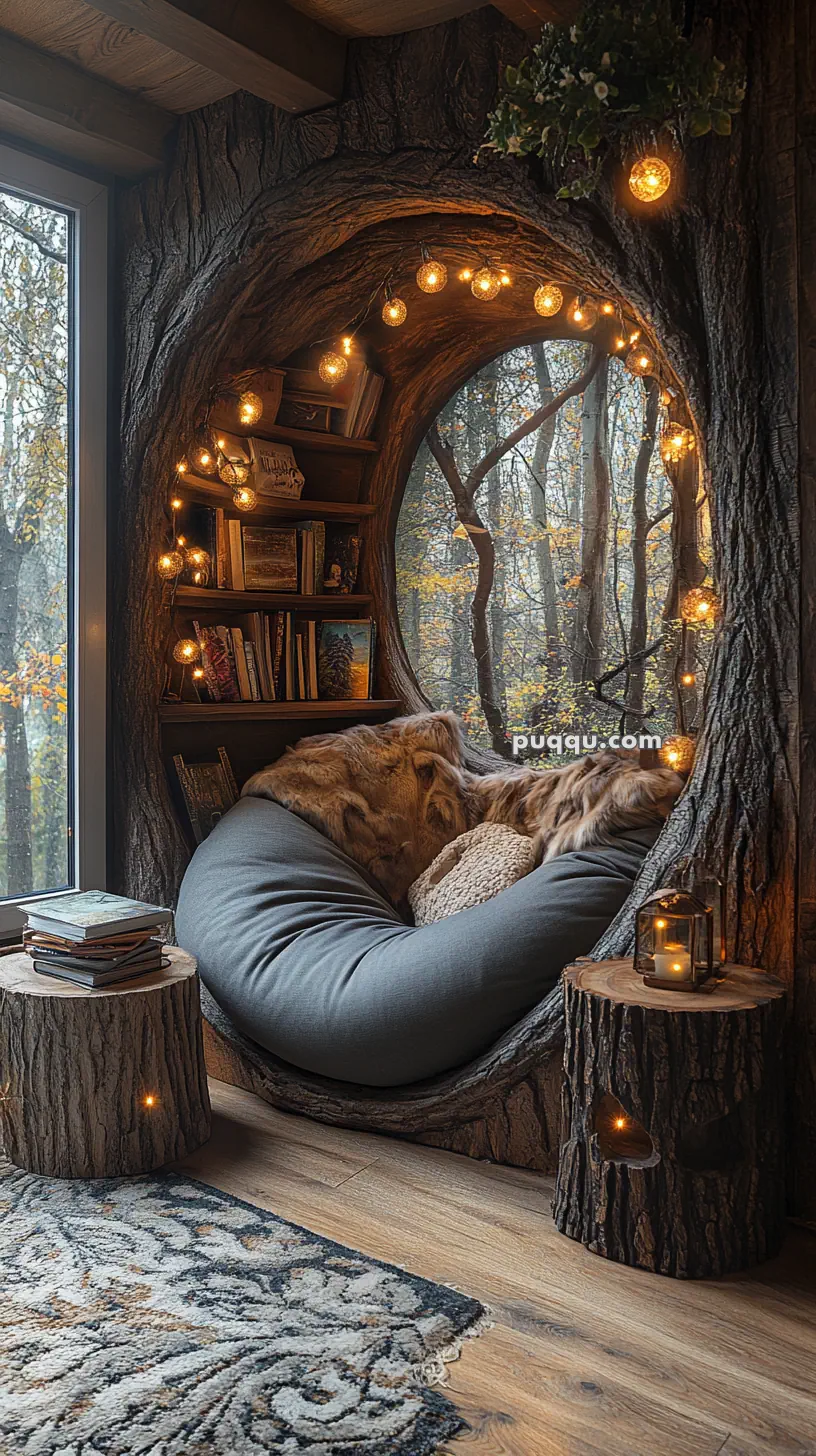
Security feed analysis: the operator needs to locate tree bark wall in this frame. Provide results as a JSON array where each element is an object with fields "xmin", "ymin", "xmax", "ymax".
[{"xmin": 112, "ymin": 2, "xmax": 811, "ymax": 1209}]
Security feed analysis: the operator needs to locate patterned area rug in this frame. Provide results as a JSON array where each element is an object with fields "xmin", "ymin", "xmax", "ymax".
[{"xmin": 0, "ymin": 1166, "xmax": 486, "ymax": 1455}]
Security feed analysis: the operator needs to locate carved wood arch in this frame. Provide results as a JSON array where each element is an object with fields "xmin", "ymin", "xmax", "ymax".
[{"xmin": 114, "ymin": 4, "xmax": 809, "ymax": 1194}]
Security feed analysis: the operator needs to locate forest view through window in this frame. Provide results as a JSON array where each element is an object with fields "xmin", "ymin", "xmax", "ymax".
[
  {"xmin": 0, "ymin": 187, "xmax": 70, "ymax": 899},
  {"xmin": 397, "ymin": 341, "xmax": 713, "ymax": 758}
]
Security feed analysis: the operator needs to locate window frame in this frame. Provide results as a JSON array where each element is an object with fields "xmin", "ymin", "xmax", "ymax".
[{"xmin": 0, "ymin": 146, "xmax": 108, "ymax": 937}]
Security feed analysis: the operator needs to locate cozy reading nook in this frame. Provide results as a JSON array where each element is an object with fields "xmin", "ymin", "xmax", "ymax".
[{"xmin": 1, "ymin": 0, "xmax": 816, "ymax": 1452}]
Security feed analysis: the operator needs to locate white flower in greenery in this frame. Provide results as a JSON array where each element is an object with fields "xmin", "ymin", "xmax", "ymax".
[
  {"xmin": 601, "ymin": 51, "xmax": 611, "ymax": 68},
  {"xmin": 507, "ymin": 135, "xmax": 522, "ymax": 153},
  {"xmin": 594, "ymin": 81, "xmax": 609, "ymax": 100},
  {"xmin": 579, "ymin": 70, "xmax": 596, "ymax": 84},
  {"xmin": 570, "ymin": 25, "xmax": 578, "ymax": 40}
]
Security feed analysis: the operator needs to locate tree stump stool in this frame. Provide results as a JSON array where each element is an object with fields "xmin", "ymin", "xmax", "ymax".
[
  {"xmin": 0, "ymin": 947, "xmax": 211, "ymax": 1178},
  {"xmin": 553, "ymin": 958, "xmax": 787, "ymax": 1278}
]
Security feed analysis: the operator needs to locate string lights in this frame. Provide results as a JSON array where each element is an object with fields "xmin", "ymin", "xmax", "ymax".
[
  {"xmin": 173, "ymin": 638, "xmax": 200, "ymax": 664},
  {"xmin": 157, "ymin": 550, "xmax": 184, "ymax": 580},
  {"xmin": 238, "ymin": 390, "xmax": 263, "ymax": 426},
  {"xmin": 232, "ymin": 485, "xmax": 257, "ymax": 511},
  {"xmin": 534, "ymin": 282, "xmax": 563, "ymax": 317},
  {"xmin": 318, "ymin": 351, "xmax": 349, "ymax": 383},
  {"xmin": 661, "ymin": 422, "xmax": 696, "ymax": 464},
  {"xmin": 628, "ymin": 156, "xmax": 672, "ymax": 204},
  {"xmin": 625, "ymin": 346, "xmax": 656, "ymax": 378},
  {"xmin": 416, "ymin": 245, "xmax": 448, "ymax": 294},
  {"xmin": 681, "ymin": 586, "xmax": 720, "ymax": 624},
  {"xmin": 382, "ymin": 289, "xmax": 408, "ymax": 327},
  {"xmin": 568, "ymin": 297, "xmax": 599, "ymax": 331},
  {"xmin": 659, "ymin": 734, "xmax": 697, "ymax": 773},
  {"xmin": 471, "ymin": 265, "xmax": 503, "ymax": 300}
]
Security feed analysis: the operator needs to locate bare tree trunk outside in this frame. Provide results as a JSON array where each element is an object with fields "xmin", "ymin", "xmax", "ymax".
[
  {"xmin": 529, "ymin": 343, "xmax": 561, "ymax": 665},
  {"xmin": 628, "ymin": 378, "xmax": 661, "ymax": 725},
  {"xmin": 0, "ymin": 375, "xmax": 33, "ymax": 895},
  {"xmin": 572, "ymin": 355, "xmax": 611, "ymax": 684},
  {"xmin": 664, "ymin": 447, "xmax": 706, "ymax": 621}
]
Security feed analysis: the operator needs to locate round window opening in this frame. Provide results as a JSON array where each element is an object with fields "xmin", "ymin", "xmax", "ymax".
[{"xmin": 396, "ymin": 340, "xmax": 714, "ymax": 761}]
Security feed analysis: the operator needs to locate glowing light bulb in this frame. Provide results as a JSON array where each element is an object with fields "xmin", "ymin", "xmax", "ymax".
[
  {"xmin": 417, "ymin": 258, "xmax": 447, "ymax": 293},
  {"xmin": 614, "ymin": 336, "xmax": 627, "ymax": 351},
  {"xmin": 216, "ymin": 438, "xmax": 226, "ymax": 449},
  {"xmin": 176, "ymin": 536, "xmax": 186, "ymax": 547},
  {"xmin": 192, "ymin": 666, "xmax": 205, "ymax": 680},
  {"xmin": 534, "ymin": 283, "xmax": 563, "ymax": 318},
  {"xmin": 173, "ymin": 638, "xmax": 200, "ymax": 664},
  {"xmin": 459, "ymin": 267, "xmax": 473, "ymax": 282},
  {"xmin": 614, "ymin": 1117, "xmax": 626, "ymax": 1130},
  {"xmin": 143, "ymin": 1095, "xmax": 156, "ymax": 1108},
  {"xmin": 176, "ymin": 459, "xmax": 188, "ymax": 475},
  {"xmin": 629, "ymin": 330, "xmax": 641, "ymax": 344},
  {"xmin": 471, "ymin": 266, "xmax": 502, "ymax": 300},
  {"xmin": 659, "ymin": 735, "xmax": 696, "ymax": 772},
  {"xmin": 569, "ymin": 298, "xmax": 598, "ymax": 331},
  {"xmin": 601, "ymin": 301, "xmax": 615, "ymax": 315},
  {"xmin": 681, "ymin": 587, "xmax": 719, "ymax": 624},
  {"xmin": 661, "ymin": 422, "xmax": 696, "ymax": 463},
  {"xmin": 342, "ymin": 336, "xmax": 353, "ymax": 356},
  {"xmin": 218, "ymin": 457, "xmax": 250, "ymax": 487},
  {"xmin": 625, "ymin": 348, "xmax": 654, "ymax": 378},
  {"xmin": 629, "ymin": 156, "xmax": 672, "ymax": 203},
  {"xmin": 382, "ymin": 296, "xmax": 408, "ymax": 326},
  {"xmin": 238, "ymin": 390, "xmax": 263, "ymax": 426},
  {"xmin": 194, "ymin": 447, "xmax": 217, "ymax": 476},
  {"xmin": 157, "ymin": 550, "xmax": 183, "ymax": 580},
  {"xmin": 681, "ymin": 672, "xmax": 696, "ymax": 686},
  {"xmin": 233, "ymin": 485, "xmax": 257, "ymax": 511},
  {"xmin": 318, "ymin": 351, "xmax": 349, "ymax": 383},
  {"xmin": 655, "ymin": 918, "xmax": 667, "ymax": 930},
  {"xmin": 170, "ymin": 497, "xmax": 182, "ymax": 511},
  {"xmin": 499, "ymin": 271, "xmax": 511, "ymax": 286}
]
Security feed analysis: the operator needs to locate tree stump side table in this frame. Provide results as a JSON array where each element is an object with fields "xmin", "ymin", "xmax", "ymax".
[
  {"xmin": 0, "ymin": 947, "xmax": 211, "ymax": 1178},
  {"xmin": 553, "ymin": 958, "xmax": 787, "ymax": 1279}
]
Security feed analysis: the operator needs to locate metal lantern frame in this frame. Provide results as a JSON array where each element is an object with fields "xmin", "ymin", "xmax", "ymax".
[{"xmin": 634, "ymin": 886, "xmax": 715, "ymax": 992}]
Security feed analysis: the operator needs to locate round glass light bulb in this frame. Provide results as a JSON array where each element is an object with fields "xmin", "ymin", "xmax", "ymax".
[
  {"xmin": 238, "ymin": 390, "xmax": 263, "ymax": 426},
  {"xmin": 499, "ymin": 271, "xmax": 511, "ymax": 286},
  {"xmin": 661, "ymin": 422, "xmax": 696, "ymax": 463},
  {"xmin": 458, "ymin": 267, "xmax": 473, "ymax": 282},
  {"xmin": 157, "ymin": 550, "xmax": 184, "ymax": 580},
  {"xmin": 569, "ymin": 299, "xmax": 598, "ymax": 331},
  {"xmin": 194, "ymin": 447, "xmax": 217, "ymax": 476},
  {"xmin": 416, "ymin": 259, "xmax": 447, "ymax": 293},
  {"xmin": 601, "ymin": 301, "xmax": 615, "ymax": 316},
  {"xmin": 614, "ymin": 336, "xmax": 627, "ymax": 351},
  {"xmin": 185, "ymin": 546, "xmax": 210, "ymax": 569},
  {"xmin": 192, "ymin": 666, "xmax": 205, "ymax": 680},
  {"xmin": 471, "ymin": 267, "xmax": 502, "ymax": 300},
  {"xmin": 318, "ymin": 351, "xmax": 349, "ymax": 382},
  {"xmin": 681, "ymin": 586, "xmax": 720, "ymax": 624},
  {"xmin": 629, "ymin": 156, "xmax": 672, "ymax": 204},
  {"xmin": 534, "ymin": 283, "xmax": 563, "ymax": 318},
  {"xmin": 233, "ymin": 485, "xmax": 257, "ymax": 511},
  {"xmin": 659, "ymin": 734, "xmax": 696, "ymax": 772},
  {"xmin": 382, "ymin": 297, "xmax": 408, "ymax": 327},
  {"xmin": 681, "ymin": 672, "xmax": 696, "ymax": 686},
  {"xmin": 173, "ymin": 638, "xmax": 200, "ymax": 664},
  {"xmin": 218, "ymin": 457, "xmax": 250, "ymax": 486},
  {"xmin": 625, "ymin": 347, "xmax": 654, "ymax": 378}
]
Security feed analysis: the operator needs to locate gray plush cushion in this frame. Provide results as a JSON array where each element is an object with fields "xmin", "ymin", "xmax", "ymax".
[{"xmin": 175, "ymin": 796, "xmax": 658, "ymax": 1087}]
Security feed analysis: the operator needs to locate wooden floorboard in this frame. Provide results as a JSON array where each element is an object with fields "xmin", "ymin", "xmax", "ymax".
[{"xmin": 176, "ymin": 1080, "xmax": 816, "ymax": 1456}]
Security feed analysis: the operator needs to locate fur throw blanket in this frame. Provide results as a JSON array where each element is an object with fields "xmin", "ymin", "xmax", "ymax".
[{"xmin": 242, "ymin": 711, "xmax": 682, "ymax": 907}]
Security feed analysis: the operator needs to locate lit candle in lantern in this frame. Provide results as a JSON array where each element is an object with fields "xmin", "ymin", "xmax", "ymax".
[{"xmin": 652, "ymin": 945, "xmax": 693, "ymax": 981}]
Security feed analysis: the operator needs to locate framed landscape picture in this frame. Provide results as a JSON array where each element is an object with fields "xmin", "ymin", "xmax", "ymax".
[{"xmin": 318, "ymin": 619, "xmax": 374, "ymax": 700}]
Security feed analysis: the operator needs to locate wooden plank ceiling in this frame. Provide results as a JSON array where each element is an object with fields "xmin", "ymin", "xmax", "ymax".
[{"xmin": 0, "ymin": 0, "xmax": 578, "ymax": 177}]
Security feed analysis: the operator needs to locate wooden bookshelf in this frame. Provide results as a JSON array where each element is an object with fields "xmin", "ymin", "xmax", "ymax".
[
  {"xmin": 159, "ymin": 700, "xmax": 401, "ymax": 723},
  {"xmin": 178, "ymin": 475, "xmax": 377, "ymax": 522},
  {"xmin": 205, "ymin": 413, "xmax": 379, "ymax": 456},
  {"xmin": 175, "ymin": 587, "xmax": 373, "ymax": 612}
]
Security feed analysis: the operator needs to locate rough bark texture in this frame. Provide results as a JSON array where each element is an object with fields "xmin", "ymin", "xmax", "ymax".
[
  {"xmin": 553, "ymin": 960, "xmax": 788, "ymax": 1278},
  {"xmin": 627, "ymin": 377, "xmax": 660, "ymax": 724},
  {"xmin": 112, "ymin": 3, "xmax": 810, "ymax": 1201},
  {"xmin": 0, "ymin": 949, "xmax": 210, "ymax": 1177}
]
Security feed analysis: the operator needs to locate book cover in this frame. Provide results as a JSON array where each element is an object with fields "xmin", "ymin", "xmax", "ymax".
[
  {"xmin": 294, "ymin": 520, "xmax": 326, "ymax": 595},
  {"xmin": 213, "ymin": 626, "xmax": 241, "ymax": 699},
  {"xmin": 323, "ymin": 527, "xmax": 361, "ymax": 593},
  {"xmin": 272, "ymin": 612, "xmax": 285, "ymax": 695},
  {"xmin": 173, "ymin": 747, "xmax": 239, "ymax": 845},
  {"xmin": 194, "ymin": 623, "xmax": 240, "ymax": 702},
  {"xmin": 242, "ymin": 526, "xmax": 298, "ymax": 592},
  {"xmin": 227, "ymin": 518, "xmax": 245, "ymax": 591},
  {"xmin": 22, "ymin": 890, "xmax": 171, "ymax": 939},
  {"xmin": 248, "ymin": 439, "xmax": 305, "ymax": 499},
  {"xmin": 318, "ymin": 619, "xmax": 373, "ymax": 700}
]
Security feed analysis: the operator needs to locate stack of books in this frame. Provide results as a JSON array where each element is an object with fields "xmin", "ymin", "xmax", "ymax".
[
  {"xmin": 192, "ymin": 614, "xmax": 375, "ymax": 703},
  {"xmin": 22, "ymin": 891, "xmax": 172, "ymax": 988}
]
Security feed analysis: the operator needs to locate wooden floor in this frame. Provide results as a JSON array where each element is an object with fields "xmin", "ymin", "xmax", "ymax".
[{"xmin": 177, "ymin": 1080, "xmax": 816, "ymax": 1456}]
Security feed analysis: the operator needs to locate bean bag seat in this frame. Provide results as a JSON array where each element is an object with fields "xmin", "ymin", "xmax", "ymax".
[{"xmin": 175, "ymin": 795, "xmax": 659, "ymax": 1088}]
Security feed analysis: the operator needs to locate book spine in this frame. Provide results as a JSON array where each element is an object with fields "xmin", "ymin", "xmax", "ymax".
[
  {"xmin": 214, "ymin": 626, "xmax": 241, "ymax": 700},
  {"xmin": 244, "ymin": 640, "xmax": 261, "ymax": 701},
  {"xmin": 216, "ymin": 508, "xmax": 229, "ymax": 589},
  {"xmin": 193, "ymin": 621, "xmax": 221, "ymax": 702},
  {"xmin": 229, "ymin": 627, "xmax": 252, "ymax": 701},
  {"xmin": 228, "ymin": 518, "xmax": 245, "ymax": 591}
]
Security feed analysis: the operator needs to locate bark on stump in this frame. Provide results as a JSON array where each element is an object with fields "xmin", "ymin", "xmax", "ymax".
[
  {"xmin": 0, "ymin": 948, "xmax": 210, "ymax": 1178},
  {"xmin": 553, "ymin": 958, "xmax": 787, "ymax": 1279}
]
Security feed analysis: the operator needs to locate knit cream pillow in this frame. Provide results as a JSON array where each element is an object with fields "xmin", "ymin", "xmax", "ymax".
[{"xmin": 408, "ymin": 822, "xmax": 536, "ymax": 926}]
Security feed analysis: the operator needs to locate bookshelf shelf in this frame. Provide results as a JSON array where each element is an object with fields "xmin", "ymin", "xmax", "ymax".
[
  {"xmin": 205, "ymin": 414, "xmax": 379, "ymax": 455},
  {"xmin": 177, "ymin": 476, "xmax": 377, "ymax": 521},
  {"xmin": 175, "ymin": 587, "xmax": 373, "ymax": 612},
  {"xmin": 159, "ymin": 700, "xmax": 401, "ymax": 723}
]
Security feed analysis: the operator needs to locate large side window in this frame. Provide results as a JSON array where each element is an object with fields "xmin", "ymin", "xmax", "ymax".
[{"xmin": 0, "ymin": 148, "xmax": 106, "ymax": 934}]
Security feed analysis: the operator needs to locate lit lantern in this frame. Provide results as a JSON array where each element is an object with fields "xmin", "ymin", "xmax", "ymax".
[
  {"xmin": 628, "ymin": 156, "xmax": 672, "ymax": 204},
  {"xmin": 382, "ymin": 294, "xmax": 408, "ymax": 327},
  {"xmin": 625, "ymin": 347, "xmax": 655, "ymax": 378},
  {"xmin": 634, "ymin": 886, "xmax": 714, "ymax": 990},
  {"xmin": 318, "ymin": 351, "xmax": 349, "ymax": 383},
  {"xmin": 659, "ymin": 733, "xmax": 696, "ymax": 773},
  {"xmin": 184, "ymin": 546, "xmax": 210, "ymax": 585},
  {"xmin": 533, "ymin": 282, "xmax": 563, "ymax": 317},
  {"xmin": 416, "ymin": 247, "xmax": 448, "ymax": 293},
  {"xmin": 569, "ymin": 297, "xmax": 598, "ymax": 331},
  {"xmin": 173, "ymin": 638, "xmax": 200, "ymax": 664},
  {"xmin": 681, "ymin": 586, "xmax": 720, "ymax": 624},
  {"xmin": 232, "ymin": 485, "xmax": 257, "ymax": 511},
  {"xmin": 157, "ymin": 549, "xmax": 184, "ymax": 580},
  {"xmin": 661, "ymin": 422, "xmax": 696, "ymax": 464},
  {"xmin": 471, "ymin": 266, "xmax": 502, "ymax": 300},
  {"xmin": 238, "ymin": 391, "xmax": 263, "ymax": 426}
]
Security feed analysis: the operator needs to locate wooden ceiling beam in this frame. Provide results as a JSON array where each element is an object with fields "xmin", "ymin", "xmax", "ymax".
[
  {"xmin": 89, "ymin": 0, "xmax": 347, "ymax": 113},
  {"xmin": 0, "ymin": 29, "xmax": 174, "ymax": 177},
  {"xmin": 491, "ymin": 0, "xmax": 582, "ymax": 35}
]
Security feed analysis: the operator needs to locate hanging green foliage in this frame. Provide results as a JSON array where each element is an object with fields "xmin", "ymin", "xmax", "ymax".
[{"xmin": 483, "ymin": 1, "xmax": 745, "ymax": 198}]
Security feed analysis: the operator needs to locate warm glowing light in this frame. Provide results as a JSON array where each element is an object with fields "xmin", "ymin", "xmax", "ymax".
[
  {"xmin": 417, "ymin": 258, "xmax": 448, "ymax": 293},
  {"xmin": 614, "ymin": 1117, "xmax": 626, "ymax": 1130},
  {"xmin": 218, "ymin": 457, "xmax": 250, "ymax": 487},
  {"xmin": 569, "ymin": 298, "xmax": 598, "ymax": 331},
  {"xmin": 625, "ymin": 348, "xmax": 654, "ymax": 378},
  {"xmin": 238, "ymin": 390, "xmax": 263, "ymax": 426},
  {"xmin": 216, "ymin": 438, "xmax": 226, "ymax": 449},
  {"xmin": 194, "ymin": 447, "xmax": 217, "ymax": 476},
  {"xmin": 471, "ymin": 266, "xmax": 502, "ymax": 300},
  {"xmin": 614, "ymin": 336, "xmax": 627, "ymax": 351},
  {"xmin": 382, "ymin": 296, "xmax": 408, "ymax": 327},
  {"xmin": 660, "ymin": 388, "xmax": 673, "ymax": 406},
  {"xmin": 681, "ymin": 586, "xmax": 720, "ymax": 624},
  {"xmin": 629, "ymin": 330, "xmax": 641, "ymax": 344},
  {"xmin": 681, "ymin": 672, "xmax": 696, "ymax": 686},
  {"xmin": 655, "ymin": 918, "xmax": 667, "ymax": 930},
  {"xmin": 342, "ymin": 336, "xmax": 353, "ymax": 356},
  {"xmin": 499, "ymin": 271, "xmax": 511, "ymax": 286},
  {"xmin": 533, "ymin": 283, "xmax": 563, "ymax": 318},
  {"xmin": 173, "ymin": 638, "xmax": 200, "ymax": 664},
  {"xmin": 628, "ymin": 156, "xmax": 672, "ymax": 204},
  {"xmin": 601, "ymin": 301, "xmax": 615, "ymax": 315},
  {"xmin": 233, "ymin": 485, "xmax": 257, "ymax": 511},
  {"xmin": 170, "ymin": 497, "xmax": 182, "ymax": 511},
  {"xmin": 318, "ymin": 351, "xmax": 349, "ymax": 383},
  {"xmin": 143, "ymin": 1095, "xmax": 156, "ymax": 1108},
  {"xmin": 192, "ymin": 666, "xmax": 205, "ymax": 680},
  {"xmin": 659, "ymin": 735, "xmax": 696, "ymax": 772},
  {"xmin": 176, "ymin": 459, "xmax": 188, "ymax": 475},
  {"xmin": 459, "ymin": 267, "xmax": 473, "ymax": 282},
  {"xmin": 157, "ymin": 550, "xmax": 184, "ymax": 580},
  {"xmin": 661, "ymin": 422, "xmax": 696, "ymax": 463}
]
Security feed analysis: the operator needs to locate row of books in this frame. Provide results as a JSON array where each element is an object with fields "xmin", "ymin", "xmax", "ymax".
[
  {"xmin": 280, "ymin": 362, "xmax": 384, "ymax": 441},
  {"xmin": 193, "ymin": 615, "xmax": 376, "ymax": 702},
  {"xmin": 22, "ymin": 891, "xmax": 171, "ymax": 988},
  {"xmin": 188, "ymin": 507, "xmax": 360, "ymax": 594}
]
